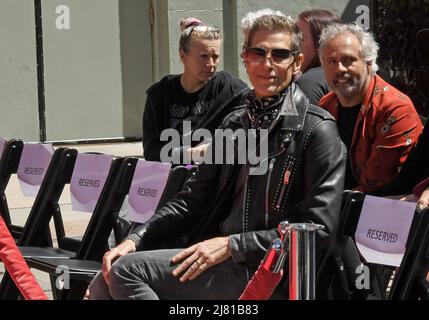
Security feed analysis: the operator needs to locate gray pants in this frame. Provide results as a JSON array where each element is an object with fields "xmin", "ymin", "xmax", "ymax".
[{"xmin": 89, "ymin": 249, "xmax": 252, "ymax": 300}]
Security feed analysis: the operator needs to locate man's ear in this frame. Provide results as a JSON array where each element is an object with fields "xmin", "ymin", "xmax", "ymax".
[
  {"xmin": 367, "ymin": 62, "xmax": 373, "ymax": 75},
  {"xmin": 293, "ymin": 53, "xmax": 304, "ymax": 75}
]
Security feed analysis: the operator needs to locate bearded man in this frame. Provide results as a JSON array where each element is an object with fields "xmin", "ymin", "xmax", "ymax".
[{"xmin": 319, "ymin": 23, "xmax": 422, "ymax": 192}]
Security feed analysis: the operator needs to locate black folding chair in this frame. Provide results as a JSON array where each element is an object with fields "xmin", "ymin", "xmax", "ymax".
[
  {"xmin": 25, "ymin": 157, "xmax": 137, "ymax": 300},
  {"xmin": 0, "ymin": 140, "xmax": 68, "ymax": 243},
  {"xmin": 26, "ymin": 159, "xmax": 189, "ymax": 299},
  {"xmin": 0, "ymin": 139, "xmax": 24, "ymax": 239},
  {"xmin": 316, "ymin": 190, "xmax": 366, "ymax": 299},
  {"xmin": 0, "ymin": 148, "xmax": 118, "ymax": 299},
  {"xmin": 388, "ymin": 207, "xmax": 429, "ymax": 300}
]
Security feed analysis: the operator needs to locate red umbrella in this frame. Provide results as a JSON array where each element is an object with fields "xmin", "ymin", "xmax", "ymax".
[{"xmin": 0, "ymin": 215, "xmax": 48, "ymax": 300}]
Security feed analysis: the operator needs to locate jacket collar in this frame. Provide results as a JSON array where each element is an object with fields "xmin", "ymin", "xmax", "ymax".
[
  {"xmin": 279, "ymin": 82, "xmax": 309, "ymax": 133},
  {"xmin": 239, "ymin": 82, "xmax": 309, "ymax": 134}
]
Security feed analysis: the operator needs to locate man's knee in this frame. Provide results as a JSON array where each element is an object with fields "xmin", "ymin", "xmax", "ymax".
[{"xmin": 88, "ymin": 272, "xmax": 111, "ymax": 300}]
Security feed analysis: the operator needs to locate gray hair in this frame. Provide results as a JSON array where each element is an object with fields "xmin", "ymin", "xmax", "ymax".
[
  {"xmin": 241, "ymin": 8, "xmax": 286, "ymax": 32},
  {"xmin": 318, "ymin": 23, "xmax": 379, "ymax": 75}
]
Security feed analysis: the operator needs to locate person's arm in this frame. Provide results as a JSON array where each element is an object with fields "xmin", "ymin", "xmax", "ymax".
[
  {"xmin": 356, "ymin": 102, "xmax": 422, "ymax": 193},
  {"xmin": 228, "ymin": 119, "xmax": 346, "ymax": 265}
]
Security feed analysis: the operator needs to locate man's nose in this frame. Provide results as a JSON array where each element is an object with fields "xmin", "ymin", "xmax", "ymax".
[
  {"xmin": 262, "ymin": 53, "xmax": 274, "ymax": 68},
  {"xmin": 207, "ymin": 57, "xmax": 215, "ymax": 67},
  {"xmin": 337, "ymin": 61, "xmax": 347, "ymax": 72}
]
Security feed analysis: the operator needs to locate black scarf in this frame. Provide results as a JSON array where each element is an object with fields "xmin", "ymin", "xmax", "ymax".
[{"xmin": 245, "ymin": 88, "xmax": 288, "ymax": 129}]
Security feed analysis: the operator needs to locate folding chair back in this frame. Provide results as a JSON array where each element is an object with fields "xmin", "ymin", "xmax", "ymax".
[
  {"xmin": 316, "ymin": 190, "xmax": 365, "ymax": 299},
  {"xmin": 0, "ymin": 140, "xmax": 65, "ymax": 242},
  {"xmin": 0, "ymin": 139, "xmax": 24, "ymax": 238},
  {"xmin": 0, "ymin": 147, "xmax": 73, "ymax": 299},
  {"xmin": 389, "ymin": 207, "xmax": 429, "ymax": 300}
]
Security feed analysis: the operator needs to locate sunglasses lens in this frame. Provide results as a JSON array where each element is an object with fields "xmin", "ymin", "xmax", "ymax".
[
  {"xmin": 245, "ymin": 48, "xmax": 266, "ymax": 62},
  {"xmin": 245, "ymin": 47, "xmax": 294, "ymax": 64},
  {"xmin": 271, "ymin": 49, "xmax": 293, "ymax": 63}
]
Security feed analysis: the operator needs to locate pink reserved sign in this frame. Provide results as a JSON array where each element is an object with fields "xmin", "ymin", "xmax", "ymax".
[
  {"xmin": 70, "ymin": 153, "xmax": 113, "ymax": 212},
  {"xmin": 355, "ymin": 195, "xmax": 416, "ymax": 267},
  {"xmin": 17, "ymin": 143, "xmax": 54, "ymax": 197},
  {"xmin": 127, "ymin": 160, "xmax": 171, "ymax": 224}
]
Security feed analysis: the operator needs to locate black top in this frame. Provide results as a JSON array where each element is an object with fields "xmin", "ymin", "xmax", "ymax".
[
  {"xmin": 168, "ymin": 76, "xmax": 216, "ymax": 135},
  {"xmin": 296, "ymin": 67, "xmax": 330, "ymax": 106},
  {"xmin": 338, "ymin": 104, "xmax": 361, "ymax": 190},
  {"xmin": 142, "ymin": 71, "xmax": 249, "ymax": 162}
]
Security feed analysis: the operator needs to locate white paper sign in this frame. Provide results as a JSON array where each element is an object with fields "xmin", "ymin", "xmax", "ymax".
[
  {"xmin": 127, "ymin": 160, "xmax": 171, "ymax": 224},
  {"xmin": 355, "ymin": 195, "xmax": 416, "ymax": 267}
]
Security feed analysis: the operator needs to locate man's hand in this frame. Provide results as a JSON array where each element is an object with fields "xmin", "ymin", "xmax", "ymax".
[
  {"xmin": 102, "ymin": 239, "xmax": 136, "ymax": 284},
  {"xmin": 400, "ymin": 194, "xmax": 418, "ymax": 202},
  {"xmin": 171, "ymin": 237, "xmax": 232, "ymax": 282},
  {"xmin": 187, "ymin": 143, "xmax": 210, "ymax": 164},
  {"xmin": 417, "ymin": 189, "xmax": 429, "ymax": 211}
]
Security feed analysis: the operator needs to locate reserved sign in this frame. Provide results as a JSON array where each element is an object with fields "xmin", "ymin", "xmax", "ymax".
[
  {"xmin": 70, "ymin": 153, "xmax": 113, "ymax": 212},
  {"xmin": 127, "ymin": 160, "xmax": 171, "ymax": 224},
  {"xmin": 355, "ymin": 195, "xmax": 416, "ymax": 267},
  {"xmin": 17, "ymin": 143, "xmax": 54, "ymax": 197}
]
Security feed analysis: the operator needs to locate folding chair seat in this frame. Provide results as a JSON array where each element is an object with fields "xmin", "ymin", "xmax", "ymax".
[
  {"xmin": 0, "ymin": 149, "xmax": 115, "ymax": 299},
  {"xmin": 388, "ymin": 206, "xmax": 429, "ymax": 300}
]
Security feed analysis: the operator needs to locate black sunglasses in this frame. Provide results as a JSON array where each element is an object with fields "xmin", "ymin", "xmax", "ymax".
[
  {"xmin": 183, "ymin": 25, "xmax": 220, "ymax": 39},
  {"xmin": 244, "ymin": 47, "xmax": 296, "ymax": 64}
]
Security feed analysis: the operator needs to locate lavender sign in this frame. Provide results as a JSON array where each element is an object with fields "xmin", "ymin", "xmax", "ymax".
[
  {"xmin": 355, "ymin": 196, "xmax": 416, "ymax": 267},
  {"xmin": 127, "ymin": 160, "xmax": 171, "ymax": 224},
  {"xmin": 70, "ymin": 153, "xmax": 113, "ymax": 212},
  {"xmin": 17, "ymin": 143, "xmax": 54, "ymax": 197}
]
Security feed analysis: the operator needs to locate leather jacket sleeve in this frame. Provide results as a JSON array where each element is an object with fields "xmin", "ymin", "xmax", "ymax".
[{"xmin": 229, "ymin": 119, "xmax": 346, "ymax": 265}]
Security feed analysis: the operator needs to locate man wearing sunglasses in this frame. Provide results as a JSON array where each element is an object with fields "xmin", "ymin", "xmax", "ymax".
[{"xmin": 89, "ymin": 15, "xmax": 345, "ymax": 300}]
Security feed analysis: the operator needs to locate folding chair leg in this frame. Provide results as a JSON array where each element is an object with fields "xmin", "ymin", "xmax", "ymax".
[{"xmin": 0, "ymin": 273, "xmax": 22, "ymax": 300}]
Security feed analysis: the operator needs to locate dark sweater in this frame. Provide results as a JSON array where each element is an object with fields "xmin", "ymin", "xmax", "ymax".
[{"xmin": 142, "ymin": 71, "xmax": 248, "ymax": 162}]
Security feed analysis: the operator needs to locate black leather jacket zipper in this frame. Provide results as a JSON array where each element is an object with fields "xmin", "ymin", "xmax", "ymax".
[
  {"xmin": 275, "ymin": 160, "xmax": 294, "ymax": 210},
  {"xmin": 265, "ymin": 158, "xmax": 276, "ymax": 229}
]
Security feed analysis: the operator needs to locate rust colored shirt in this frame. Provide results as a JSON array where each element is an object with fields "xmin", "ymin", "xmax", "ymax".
[{"xmin": 319, "ymin": 75, "xmax": 423, "ymax": 193}]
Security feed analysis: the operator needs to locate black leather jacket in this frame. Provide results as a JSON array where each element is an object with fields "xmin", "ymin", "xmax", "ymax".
[{"xmin": 128, "ymin": 84, "xmax": 346, "ymax": 276}]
